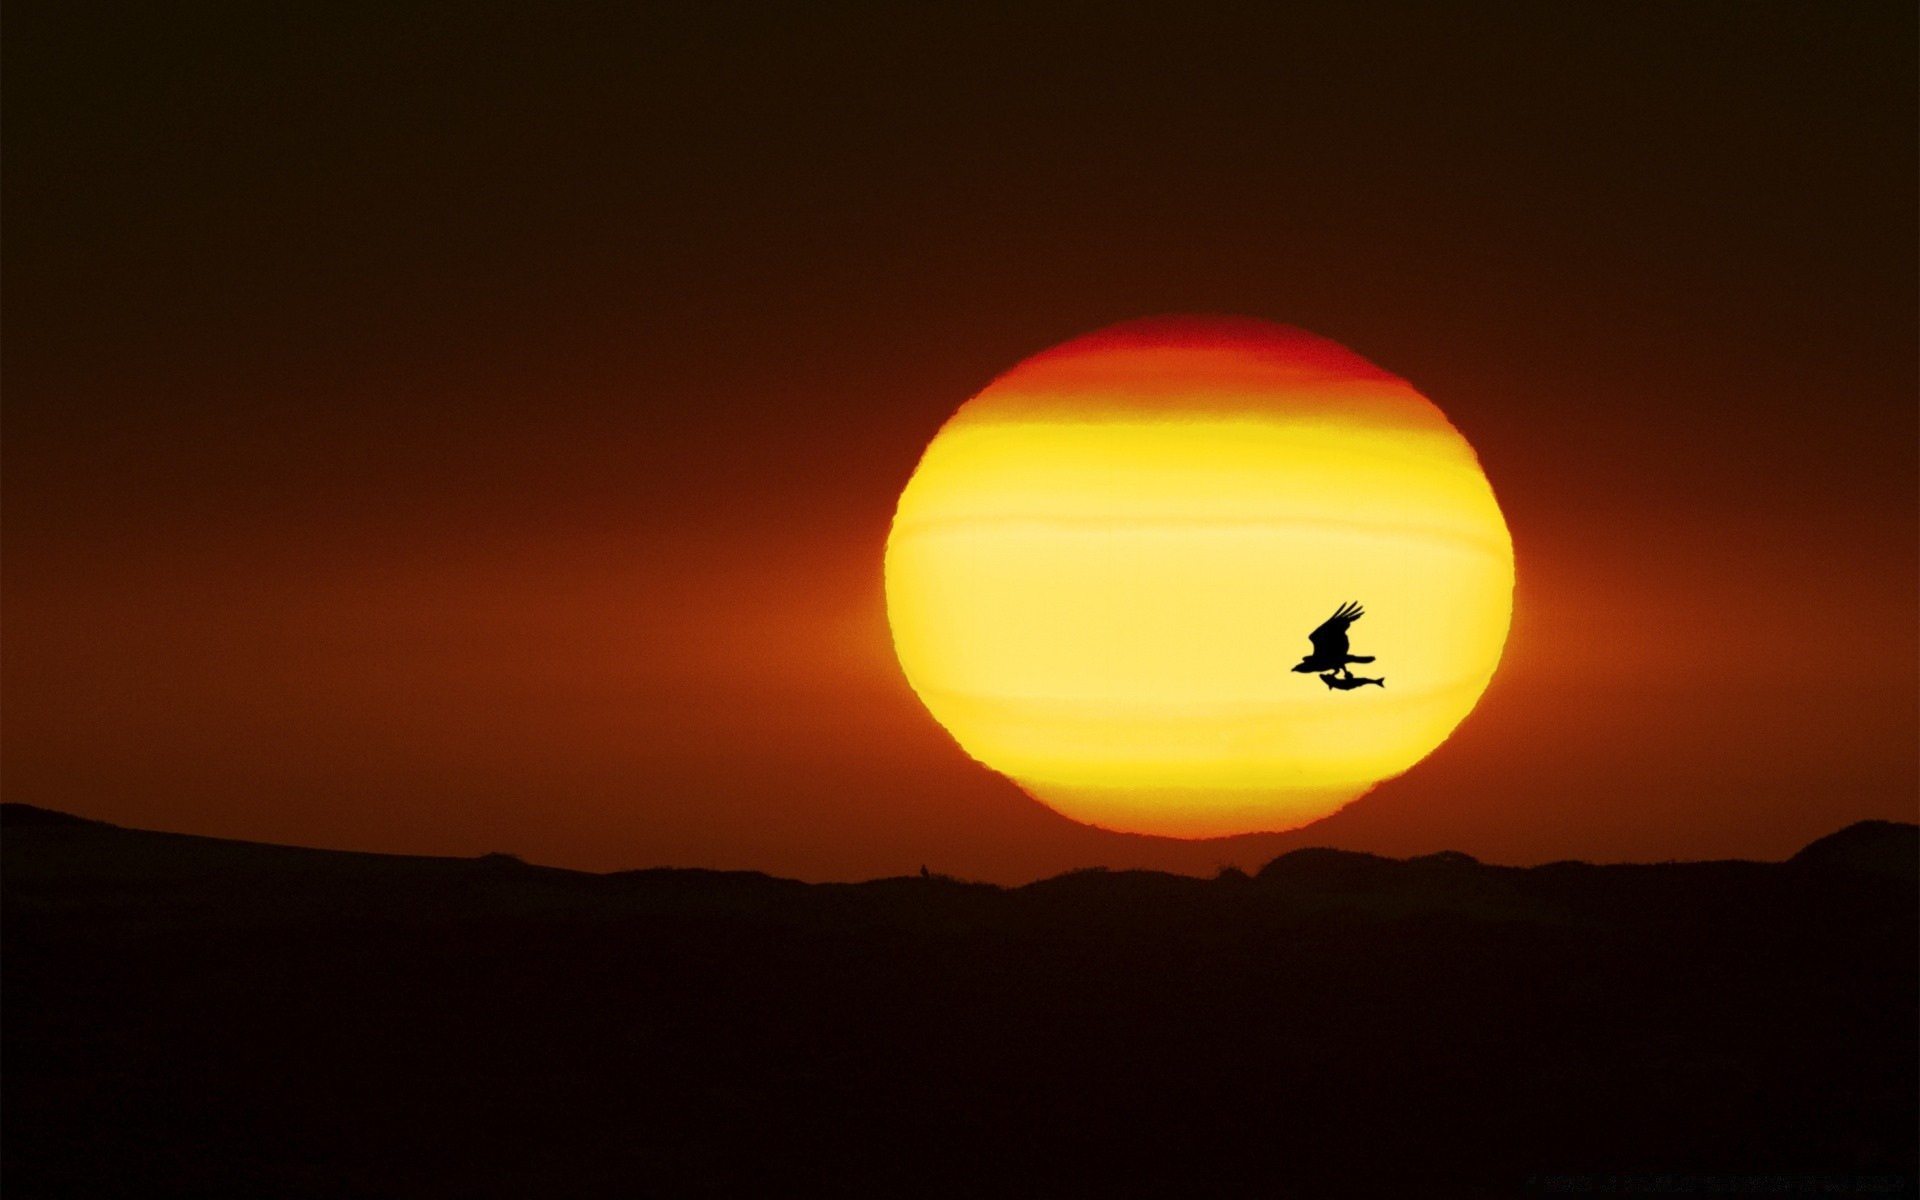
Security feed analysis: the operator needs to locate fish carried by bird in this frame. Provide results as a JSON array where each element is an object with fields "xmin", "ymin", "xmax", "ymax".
[
  {"xmin": 1293, "ymin": 601, "xmax": 1385, "ymax": 690},
  {"xmin": 1319, "ymin": 670, "xmax": 1383, "ymax": 690}
]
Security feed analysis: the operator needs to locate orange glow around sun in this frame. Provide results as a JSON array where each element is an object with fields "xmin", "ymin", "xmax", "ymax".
[{"xmin": 885, "ymin": 316, "xmax": 1515, "ymax": 838}]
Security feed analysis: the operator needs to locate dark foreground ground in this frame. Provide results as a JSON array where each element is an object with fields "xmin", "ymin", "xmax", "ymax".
[{"xmin": 4, "ymin": 804, "xmax": 1915, "ymax": 1198}]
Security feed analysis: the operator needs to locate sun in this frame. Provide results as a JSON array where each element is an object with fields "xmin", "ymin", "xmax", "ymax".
[{"xmin": 885, "ymin": 316, "xmax": 1514, "ymax": 838}]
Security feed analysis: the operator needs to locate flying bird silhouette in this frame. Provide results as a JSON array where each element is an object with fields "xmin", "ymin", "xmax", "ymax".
[{"xmin": 1292, "ymin": 601, "xmax": 1382, "ymax": 684}]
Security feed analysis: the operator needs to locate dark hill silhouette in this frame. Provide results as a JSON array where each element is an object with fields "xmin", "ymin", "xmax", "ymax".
[
  {"xmin": 0, "ymin": 801, "xmax": 106, "ymax": 826},
  {"xmin": 1789, "ymin": 819, "xmax": 1919, "ymax": 881},
  {"xmin": 4, "ymin": 806, "xmax": 1914, "ymax": 1197}
]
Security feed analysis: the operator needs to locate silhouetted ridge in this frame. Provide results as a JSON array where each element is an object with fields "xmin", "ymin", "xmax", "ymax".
[
  {"xmin": 4, "ymin": 806, "xmax": 1907, "ymax": 880},
  {"xmin": 0, "ymin": 803, "xmax": 110, "ymax": 828},
  {"xmin": 1247, "ymin": 844, "xmax": 1558, "ymax": 923},
  {"xmin": 4, "ymin": 808, "xmax": 1913, "ymax": 1195},
  {"xmin": 1789, "ymin": 819, "xmax": 1919, "ymax": 880},
  {"xmin": 1253, "ymin": 845, "xmax": 1396, "ymax": 884},
  {"xmin": 1024, "ymin": 865, "xmax": 1201, "ymax": 894}
]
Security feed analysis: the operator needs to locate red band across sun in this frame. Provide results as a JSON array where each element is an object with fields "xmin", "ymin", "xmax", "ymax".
[{"xmin": 946, "ymin": 315, "xmax": 1453, "ymax": 436}]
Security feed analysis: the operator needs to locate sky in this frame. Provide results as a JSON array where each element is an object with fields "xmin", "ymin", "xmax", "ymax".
[{"xmin": 6, "ymin": 2, "xmax": 1915, "ymax": 882}]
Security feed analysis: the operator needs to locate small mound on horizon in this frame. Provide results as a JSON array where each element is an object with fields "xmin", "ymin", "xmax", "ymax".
[
  {"xmin": 1254, "ymin": 846, "xmax": 1397, "ymax": 884},
  {"xmin": 1789, "ymin": 820, "xmax": 1919, "ymax": 881}
]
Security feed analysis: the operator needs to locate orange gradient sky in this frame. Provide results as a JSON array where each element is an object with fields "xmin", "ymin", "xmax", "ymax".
[{"xmin": 5, "ymin": 5, "xmax": 1914, "ymax": 881}]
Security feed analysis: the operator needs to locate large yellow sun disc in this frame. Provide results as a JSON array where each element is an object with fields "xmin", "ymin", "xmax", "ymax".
[{"xmin": 885, "ymin": 316, "xmax": 1514, "ymax": 838}]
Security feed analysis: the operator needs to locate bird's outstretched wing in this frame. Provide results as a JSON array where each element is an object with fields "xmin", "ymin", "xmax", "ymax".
[{"xmin": 1307, "ymin": 601, "xmax": 1364, "ymax": 658}]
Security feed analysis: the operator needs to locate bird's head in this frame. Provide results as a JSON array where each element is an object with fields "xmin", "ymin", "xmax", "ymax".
[{"xmin": 1291, "ymin": 660, "xmax": 1316, "ymax": 673}]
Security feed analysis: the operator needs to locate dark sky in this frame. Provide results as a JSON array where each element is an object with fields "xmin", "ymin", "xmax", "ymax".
[{"xmin": 7, "ymin": 2, "xmax": 1915, "ymax": 881}]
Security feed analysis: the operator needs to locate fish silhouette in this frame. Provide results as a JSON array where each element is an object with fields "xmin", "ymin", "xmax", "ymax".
[{"xmin": 1320, "ymin": 671, "xmax": 1384, "ymax": 690}]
